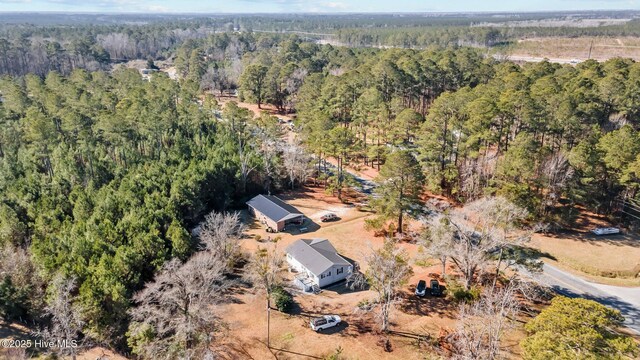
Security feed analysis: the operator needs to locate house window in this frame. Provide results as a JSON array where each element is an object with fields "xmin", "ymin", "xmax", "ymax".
[
  {"xmin": 337, "ymin": 267, "xmax": 343, "ymax": 274},
  {"xmin": 326, "ymin": 271, "xmax": 331, "ymax": 277},
  {"xmin": 320, "ymin": 273, "xmax": 325, "ymax": 279}
]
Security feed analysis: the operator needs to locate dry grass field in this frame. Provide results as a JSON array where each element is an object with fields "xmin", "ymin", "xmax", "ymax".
[
  {"xmin": 503, "ymin": 36, "xmax": 640, "ymax": 61},
  {"xmin": 530, "ymin": 232, "xmax": 640, "ymax": 287},
  {"xmin": 526, "ymin": 206, "xmax": 640, "ymax": 287}
]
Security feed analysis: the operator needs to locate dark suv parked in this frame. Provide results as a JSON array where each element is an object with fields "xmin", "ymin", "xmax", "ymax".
[{"xmin": 430, "ymin": 279, "xmax": 442, "ymax": 296}]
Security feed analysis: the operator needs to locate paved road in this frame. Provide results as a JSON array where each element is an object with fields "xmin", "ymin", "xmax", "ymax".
[
  {"xmin": 319, "ymin": 159, "xmax": 378, "ymax": 195},
  {"xmin": 533, "ymin": 263, "xmax": 640, "ymax": 334}
]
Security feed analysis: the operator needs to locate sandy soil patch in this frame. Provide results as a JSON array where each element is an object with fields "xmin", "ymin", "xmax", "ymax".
[
  {"xmin": 227, "ymin": 185, "xmax": 467, "ymax": 359},
  {"xmin": 217, "ymin": 96, "xmax": 296, "ymax": 122},
  {"xmin": 231, "ymin": 184, "xmax": 530, "ymax": 359}
]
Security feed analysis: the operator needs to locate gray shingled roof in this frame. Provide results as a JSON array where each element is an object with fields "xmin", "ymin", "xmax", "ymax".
[
  {"xmin": 246, "ymin": 194, "xmax": 303, "ymax": 222},
  {"xmin": 286, "ymin": 239, "xmax": 351, "ymax": 276}
]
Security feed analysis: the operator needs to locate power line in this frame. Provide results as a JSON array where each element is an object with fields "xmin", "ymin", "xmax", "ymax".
[
  {"xmin": 620, "ymin": 209, "xmax": 640, "ymax": 222},
  {"xmin": 627, "ymin": 197, "xmax": 640, "ymax": 208},
  {"xmin": 623, "ymin": 200, "xmax": 640, "ymax": 213}
]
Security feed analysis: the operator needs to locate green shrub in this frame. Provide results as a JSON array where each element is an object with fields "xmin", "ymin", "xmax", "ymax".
[
  {"xmin": 522, "ymin": 297, "xmax": 638, "ymax": 359},
  {"xmin": 356, "ymin": 298, "xmax": 374, "ymax": 311},
  {"xmin": 0, "ymin": 277, "xmax": 28, "ymax": 321},
  {"xmin": 445, "ymin": 279, "xmax": 481, "ymax": 303},
  {"xmin": 272, "ymin": 286, "xmax": 294, "ymax": 313}
]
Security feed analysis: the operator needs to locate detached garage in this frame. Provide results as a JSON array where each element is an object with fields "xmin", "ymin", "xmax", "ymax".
[{"xmin": 246, "ymin": 194, "xmax": 305, "ymax": 232}]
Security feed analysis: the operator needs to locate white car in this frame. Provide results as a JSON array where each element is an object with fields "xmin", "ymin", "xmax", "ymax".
[
  {"xmin": 310, "ymin": 315, "xmax": 341, "ymax": 332},
  {"xmin": 591, "ymin": 227, "xmax": 620, "ymax": 236}
]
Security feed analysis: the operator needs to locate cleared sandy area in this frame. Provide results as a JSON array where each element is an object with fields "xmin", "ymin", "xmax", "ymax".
[
  {"xmin": 505, "ymin": 36, "xmax": 640, "ymax": 62},
  {"xmin": 224, "ymin": 184, "xmax": 464, "ymax": 359}
]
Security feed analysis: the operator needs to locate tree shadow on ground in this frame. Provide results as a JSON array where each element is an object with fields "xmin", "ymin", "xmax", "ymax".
[
  {"xmin": 520, "ymin": 246, "xmax": 557, "ymax": 261},
  {"xmin": 0, "ymin": 322, "xmax": 32, "ymax": 340},
  {"xmin": 398, "ymin": 291, "xmax": 456, "ymax": 318},
  {"xmin": 542, "ymin": 229, "xmax": 640, "ymax": 248},
  {"xmin": 322, "ymin": 279, "xmax": 370, "ymax": 295},
  {"xmin": 287, "ymin": 301, "xmax": 335, "ymax": 318},
  {"xmin": 387, "ymin": 329, "xmax": 431, "ymax": 342},
  {"xmin": 270, "ymin": 346, "xmax": 323, "ymax": 359}
]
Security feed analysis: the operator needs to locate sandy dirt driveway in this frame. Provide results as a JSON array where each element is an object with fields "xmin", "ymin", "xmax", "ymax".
[{"xmin": 222, "ymin": 185, "xmax": 463, "ymax": 360}]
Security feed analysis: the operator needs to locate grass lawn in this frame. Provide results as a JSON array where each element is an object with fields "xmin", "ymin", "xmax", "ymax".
[{"xmin": 530, "ymin": 232, "xmax": 640, "ymax": 287}]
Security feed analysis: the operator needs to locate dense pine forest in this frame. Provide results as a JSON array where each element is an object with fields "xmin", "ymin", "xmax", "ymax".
[
  {"xmin": 232, "ymin": 38, "xmax": 640, "ymax": 220},
  {"xmin": 1, "ymin": 12, "xmax": 640, "ymax": 358},
  {"xmin": 0, "ymin": 64, "xmax": 292, "ymax": 350}
]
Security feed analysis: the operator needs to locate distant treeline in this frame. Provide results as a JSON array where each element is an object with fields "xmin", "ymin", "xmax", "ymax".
[
  {"xmin": 3, "ymin": 12, "xmax": 640, "ymax": 76},
  {"xmin": 335, "ymin": 20, "xmax": 640, "ymax": 48},
  {"xmin": 0, "ymin": 20, "xmax": 291, "ymax": 76},
  {"xmin": 0, "ymin": 21, "xmax": 221, "ymax": 76}
]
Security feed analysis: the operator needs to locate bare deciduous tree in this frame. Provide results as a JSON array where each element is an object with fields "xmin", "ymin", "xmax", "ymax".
[
  {"xmin": 449, "ymin": 283, "xmax": 521, "ymax": 360},
  {"xmin": 284, "ymin": 68, "xmax": 308, "ymax": 113},
  {"xmin": 201, "ymin": 66, "xmax": 232, "ymax": 96},
  {"xmin": 425, "ymin": 197, "xmax": 531, "ymax": 290},
  {"xmin": 0, "ymin": 243, "xmax": 35, "ymax": 286},
  {"xmin": 540, "ymin": 151, "xmax": 574, "ymax": 214},
  {"xmin": 128, "ymin": 252, "xmax": 229, "ymax": 360},
  {"xmin": 351, "ymin": 239, "xmax": 413, "ymax": 332},
  {"xmin": 465, "ymin": 197, "xmax": 534, "ymax": 288},
  {"xmin": 283, "ymin": 143, "xmax": 312, "ymax": 189},
  {"xmin": 237, "ymin": 136, "xmax": 260, "ymax": 194},
  {"xmin": 245, "ymin": 246, "xmax": 284, "ymax": 347},
  {"xmin": 197, "ymin": 211, "xmax": 245, "ymax": 271},
  {"xmin": 420, "ymin": 216, "xmax": 455, "ymax": 276},
  {"xmin": 38, "ymin": 276, "xmax": 84, "ymax": 360},
  {"xmin": 257, "ymin": 132, "xmax": 283, "ymax": 193},
  {"xmin": 0, "ymin": 243, "xmax": 45, "ymax": 319}
]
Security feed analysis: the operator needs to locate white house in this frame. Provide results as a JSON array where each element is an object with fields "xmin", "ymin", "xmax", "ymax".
[{"xmin": 286, "ymin": 239, "xmax": 352, "ymax": 291}]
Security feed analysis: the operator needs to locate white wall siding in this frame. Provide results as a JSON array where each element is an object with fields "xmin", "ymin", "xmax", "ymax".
[{"xmin": 317, "ymin": 264, "xmax": 352, "ymax": 288}]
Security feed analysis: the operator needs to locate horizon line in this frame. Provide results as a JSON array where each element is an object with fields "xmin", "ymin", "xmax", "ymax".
[{"xmin": 0, "ymin": 9, "xmax": 638, "ymax": 15}]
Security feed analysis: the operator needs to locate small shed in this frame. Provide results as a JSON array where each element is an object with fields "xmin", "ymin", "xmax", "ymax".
[{"xmin": 246, "ymin": 194, "xmax": 304, "ymax": 232}]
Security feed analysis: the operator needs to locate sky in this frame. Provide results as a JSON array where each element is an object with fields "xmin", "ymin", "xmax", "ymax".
[{"xmin": 0, "ymin": 0, "xmax": 639, "ymax": 13}]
